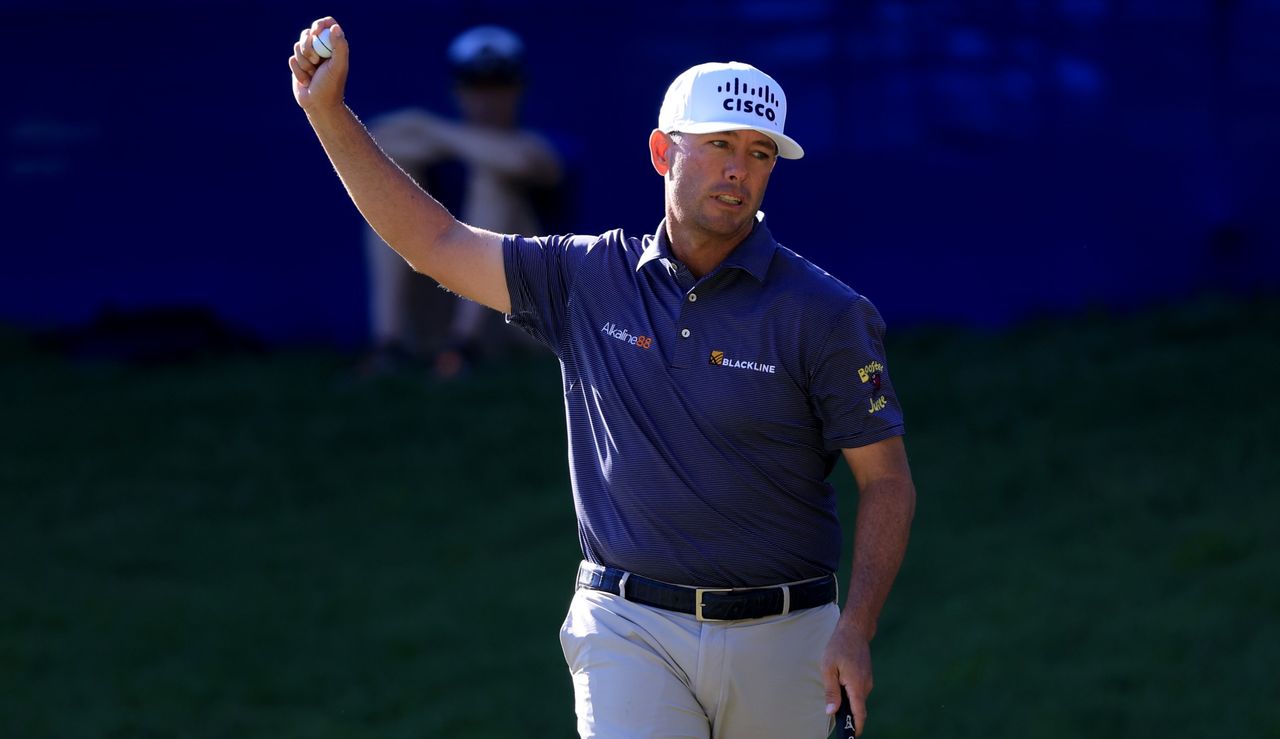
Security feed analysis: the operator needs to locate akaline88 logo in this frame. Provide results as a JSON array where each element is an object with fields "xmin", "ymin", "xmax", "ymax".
[{"xmin": 601, "ymin": 322, "xmax": 652, "ymax": 349}]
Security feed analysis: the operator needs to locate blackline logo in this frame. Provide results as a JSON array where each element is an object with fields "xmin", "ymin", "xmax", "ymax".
[
  {"xmin": 709, "ymin": 349, "xmax": 776, "ymax": 374},
  {"xmin": 716, "ymin": 77, "xmax": 779, "ymax": 122},
  {"xmin": 602, "ymin": 321, "xmax": 652, "ymax": 349}
]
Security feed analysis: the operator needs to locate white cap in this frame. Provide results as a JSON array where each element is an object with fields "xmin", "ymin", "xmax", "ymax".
[{"xmin": 658, "ymin": 61, "xmax": 804, "ymax": 160}]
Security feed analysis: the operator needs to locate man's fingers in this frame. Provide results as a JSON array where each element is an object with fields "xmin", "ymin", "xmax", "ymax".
[
  {"xmin": 847, "ymin": 681, "xmax": 869, "ymax": 736},
  {"xmin": 288, "ymin": 55, "xmax": 311, "ymax": 87},
  {"xmin": 309, "ymin": 16, "xmax": 339, "ymax": 55},
  {"xmin": 292, "ymin": 41, "xmax": 317, "ymax": 75},
  {"xmin": 290, "ymin": 17, "xmax": 348, "ymax": 107},
  {"xmin": 821, "ymin": 663, "xmax": 841, "ymax": 715},
  {"xmin": 297, "ymin": 30, "xmax": 322, "ymax": 67}
]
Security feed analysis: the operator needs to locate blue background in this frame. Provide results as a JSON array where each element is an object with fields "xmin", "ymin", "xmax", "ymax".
[{"xmin": 6, "ymin": 0, "xmax": 1278, "ymax": 346}]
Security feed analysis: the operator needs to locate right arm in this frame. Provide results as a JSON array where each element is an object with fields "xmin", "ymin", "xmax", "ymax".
[{"xmin": 288, "ymin": 18, "xmax": 510, "ymax": 314}]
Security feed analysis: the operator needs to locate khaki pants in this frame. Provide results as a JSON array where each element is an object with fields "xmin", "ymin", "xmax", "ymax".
[{"xmin": 560, "ymin": 583, "xmax": 840, "ymax": 738}]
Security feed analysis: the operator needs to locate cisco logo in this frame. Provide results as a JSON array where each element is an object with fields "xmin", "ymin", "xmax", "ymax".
[{"xmin": 717, "ymin": 77, "xmax": 779, "ymax": 122}]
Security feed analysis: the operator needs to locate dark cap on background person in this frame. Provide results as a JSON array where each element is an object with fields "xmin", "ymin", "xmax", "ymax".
[{"xmin": 448, "ymin": 25, "xmax": 525, "ymax": 86}]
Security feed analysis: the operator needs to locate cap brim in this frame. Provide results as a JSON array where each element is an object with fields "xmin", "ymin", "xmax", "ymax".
[{"xmin": 667, "ymin": 121, "xmax": 804, "ymax": 160}]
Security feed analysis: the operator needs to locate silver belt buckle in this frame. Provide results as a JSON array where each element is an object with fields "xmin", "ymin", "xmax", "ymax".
[{"xmin": 694, "ymin": 587, "xmax": 734, "ymax": 621}]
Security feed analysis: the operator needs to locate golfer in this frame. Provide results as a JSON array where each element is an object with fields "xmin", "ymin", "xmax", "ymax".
[{"xmin": 290, "ymin": 17, "xmax": 915, "ymax": 738}]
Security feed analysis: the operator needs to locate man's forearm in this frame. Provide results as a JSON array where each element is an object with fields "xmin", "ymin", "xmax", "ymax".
[
  {"xmin": 841, "ymin": 474, "xmax": 916, "ymax": 639},
  {"xmin": 306, "ymin": 103, "xmax": 456, "ymax": 273},
  {"xmin": 428, "ymin": 117, "xmax": 562, "ymax": 184}
]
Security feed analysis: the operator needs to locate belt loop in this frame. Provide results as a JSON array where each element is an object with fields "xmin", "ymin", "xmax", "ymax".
[
  {"xmin": 618, "ymin": 571, "xmax": 630, "ymax": 600},
  {"xmin": 780, "ymin": 584, "xmax": 791, "ymax": 616}
]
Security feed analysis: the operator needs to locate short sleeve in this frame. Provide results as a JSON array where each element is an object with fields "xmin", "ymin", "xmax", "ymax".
[
  {"xmin": 810, "ymin": 296, "xmax": 906, "ymax": 450},
  {"xmin": 503, "ymin": 233, "xmax": 594, "ymax": 354}
]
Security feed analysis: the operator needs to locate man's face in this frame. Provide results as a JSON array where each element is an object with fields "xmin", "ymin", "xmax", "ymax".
[
  {"xmin": 454, "ymin": 81, "xmax": 522, "ymax": 128},
  {"xmin": 664, "ymin": 129, "xmax": 778, "ymax": 239}
]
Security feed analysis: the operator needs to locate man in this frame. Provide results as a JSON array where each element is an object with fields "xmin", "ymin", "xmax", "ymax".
[
  {"xmin": 360, "ymin": 25, "xmax": 564, "ymax": 378},
  {"xmin": 290, "ymin": 17, "xmax": 915, "ymax": 738}
]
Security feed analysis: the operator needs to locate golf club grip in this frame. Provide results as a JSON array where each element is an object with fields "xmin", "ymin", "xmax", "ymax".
[{"xmin": 834, "ymin": 686, "xmax": 857, "ymax": 738}]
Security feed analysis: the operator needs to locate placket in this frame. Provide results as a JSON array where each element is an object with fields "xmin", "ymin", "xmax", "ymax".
[{"xmin": 670, "ymin": 268, "xmax": 718, "ymax": 369}]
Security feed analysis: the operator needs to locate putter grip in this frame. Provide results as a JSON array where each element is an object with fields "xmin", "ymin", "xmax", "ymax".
[{"xmin": 834, "ymin": 686, "xmax": 857, "ymax": 738}]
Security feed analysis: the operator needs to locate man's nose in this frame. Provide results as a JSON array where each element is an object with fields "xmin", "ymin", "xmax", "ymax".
[{"xmin": 725, "ymin": 152, "xmax": 749, "ymax": 182}]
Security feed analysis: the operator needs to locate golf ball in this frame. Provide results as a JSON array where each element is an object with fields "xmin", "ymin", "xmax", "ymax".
[{"xmin": 312, "ymin": 27, "xmax": 333, "ymax": 59}]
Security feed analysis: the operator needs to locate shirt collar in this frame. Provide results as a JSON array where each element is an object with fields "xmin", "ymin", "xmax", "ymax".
[{"xmin": 636, "ymin": 211, "xmax": 778, "ymax": 283}]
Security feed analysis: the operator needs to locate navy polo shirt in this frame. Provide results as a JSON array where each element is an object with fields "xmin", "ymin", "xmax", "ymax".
[{"xmin": 504, "ymin": 213, "xmax": 904, "ymax": 587}]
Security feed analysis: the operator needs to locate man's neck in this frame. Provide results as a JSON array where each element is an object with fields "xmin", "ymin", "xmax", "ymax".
[{"xmin": 665, "ymin": 215, "xmax": 754, "ymax": 279}]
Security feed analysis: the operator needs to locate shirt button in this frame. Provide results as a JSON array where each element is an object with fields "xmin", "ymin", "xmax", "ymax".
[
  {"xmin": 680, "ymin": 328, "xmax": 691, "ymax": 338},
  {"xmin": 688, "ymin": 293, "xmax": 698, "ymax": 303}
]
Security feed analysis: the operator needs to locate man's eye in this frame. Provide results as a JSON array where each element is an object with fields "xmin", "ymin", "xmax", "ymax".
[
  {"xmin": 710, "ymin": 140, "xmax": 728, "ymax": 148},
  {"xmin": 752, "ymin": 151, "xmax": 771, "ymax": 160}
]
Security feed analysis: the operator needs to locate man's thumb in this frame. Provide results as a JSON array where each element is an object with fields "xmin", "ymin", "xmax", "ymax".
[
  {"xmin": 823, "ymin": 673, "xmax": 840, "ymax": 715},
  {"xmin": 330, "ymin": 23, "xmax": 346, "ymax": 56}
]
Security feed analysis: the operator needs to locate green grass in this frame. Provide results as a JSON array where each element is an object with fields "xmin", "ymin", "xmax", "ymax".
[{"xmin": 1, "ymin": 294, "xmax": 1277, "ymax": 738}]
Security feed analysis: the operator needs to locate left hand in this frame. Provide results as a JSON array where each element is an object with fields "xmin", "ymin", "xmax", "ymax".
[{"xmin": 821, "ymin": 618, "xmax": 873, "ymax": 736}]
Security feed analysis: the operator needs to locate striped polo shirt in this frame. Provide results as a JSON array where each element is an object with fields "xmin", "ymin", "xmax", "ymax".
[{"xmin": 504, "ymin": 213, "xmax": 905, "ymax": 587}]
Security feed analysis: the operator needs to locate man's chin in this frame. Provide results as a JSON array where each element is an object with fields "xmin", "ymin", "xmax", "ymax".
[{"xmin": 699, "ymin": 208, "xmax": 755, "ymax": 233}]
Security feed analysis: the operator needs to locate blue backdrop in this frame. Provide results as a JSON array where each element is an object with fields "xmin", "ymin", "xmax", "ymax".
[{"xmin": 6, "ymin": 0, "xmax": 1278, "ymax": 346}]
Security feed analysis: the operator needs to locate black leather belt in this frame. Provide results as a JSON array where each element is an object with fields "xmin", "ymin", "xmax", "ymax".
[{"xmin": 576, "ymin": 562, "xmax": 837, "ymax": 622}]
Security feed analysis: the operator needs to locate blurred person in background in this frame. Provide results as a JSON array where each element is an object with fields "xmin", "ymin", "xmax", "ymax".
[{"xmin": 360, "ymin": 24, "xmax": 566, "ymax": 379}]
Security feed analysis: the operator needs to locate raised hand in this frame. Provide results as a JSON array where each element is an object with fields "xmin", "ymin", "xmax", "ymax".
[{"xmin": 289, "ymin": 17, "xmax": 347, "ymax": 112}]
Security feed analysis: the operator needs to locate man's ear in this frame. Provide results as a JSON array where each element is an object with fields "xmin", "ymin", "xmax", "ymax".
[{"xmin": 649, "ymin": 129, "xmax": 673, "ymax": 176}]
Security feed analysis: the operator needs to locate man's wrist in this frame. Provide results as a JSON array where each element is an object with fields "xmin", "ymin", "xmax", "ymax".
[
  {"xmin": 836, "ymin": 608, "xmax": 876, "ymax": 641},
  {"xmin": 304, "ymin": 100, "xmax": 350, "ymax": 128}
]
